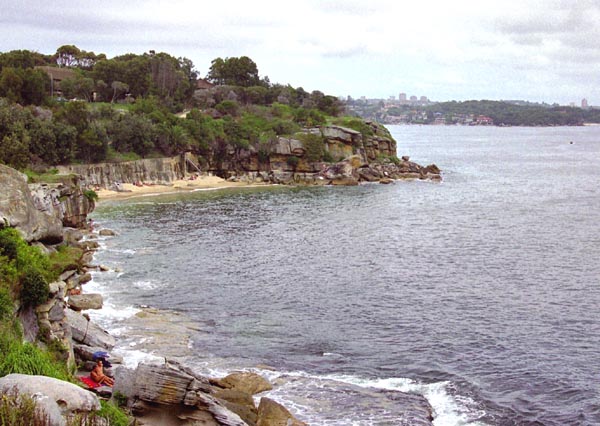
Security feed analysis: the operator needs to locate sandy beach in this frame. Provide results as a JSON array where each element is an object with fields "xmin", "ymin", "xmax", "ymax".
[{"xmin": 96, "ymin": 175, "xmax": 262, "ymax": 201}]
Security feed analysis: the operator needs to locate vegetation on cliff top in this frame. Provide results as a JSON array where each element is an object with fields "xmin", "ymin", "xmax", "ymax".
[
  {"xmin": 0, "ymin": 46, "xmax": 354, "ymax": 172},
  {"xmin": 0, "ymin": 227, "xmax": 130, "ymax": 424}
]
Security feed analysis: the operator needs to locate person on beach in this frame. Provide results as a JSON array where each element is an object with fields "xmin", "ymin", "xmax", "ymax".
[{"xmin": 90, "ymin": 358, "xmax": 114, "ymax": 386}]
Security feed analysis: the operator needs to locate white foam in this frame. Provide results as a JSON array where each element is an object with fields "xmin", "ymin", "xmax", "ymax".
[
  {"xmin": 320, "ymin": 374, "xmax": 487, "ymax": 426},
  {"xmin": 113, "ymin": 348, "xmax": 164, "ymax": 369},
  {"xmin": 131, "ymin": 280, "xmax": 161, "ymax": 290},
  {"xmin": 88, "ymin": 301, "xmax": 140, "ymax": 324},
  {"xmin": 252, "ymin": 370, "xmax": 487, "ymax": 426}
]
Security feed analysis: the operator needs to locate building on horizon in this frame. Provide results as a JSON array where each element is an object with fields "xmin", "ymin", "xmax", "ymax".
[{"xmin": 582, "ymin": 98, "xmax": 589, "ymax": 109}]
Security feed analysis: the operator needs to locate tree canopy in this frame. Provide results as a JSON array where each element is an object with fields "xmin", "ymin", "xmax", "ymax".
[{"xmin": 207, "ymin": 56, "xmax": 261, "ymax": 87}]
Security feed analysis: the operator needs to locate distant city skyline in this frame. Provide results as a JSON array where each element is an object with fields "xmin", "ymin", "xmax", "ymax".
[
  {"xmin": 347, "ymin": 93, "xmax": 593, "ymax": 107},
  {"xmin": 1, "ymin": 0, "xmax": 599, "ymax": 105}
]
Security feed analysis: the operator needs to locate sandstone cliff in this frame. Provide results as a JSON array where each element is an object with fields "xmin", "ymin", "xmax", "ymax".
[
  {"xmin": 53, "ymin": 122, "xmax": 440, "ymax": 188},
  {"xmin": 0, "ymin": 164, "xmax": 63, "ymax": 243}
]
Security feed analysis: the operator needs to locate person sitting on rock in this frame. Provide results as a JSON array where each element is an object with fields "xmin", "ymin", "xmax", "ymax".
[{"xmin": 90, "ymin": 358, "xmax": 114, "ymax": 386}]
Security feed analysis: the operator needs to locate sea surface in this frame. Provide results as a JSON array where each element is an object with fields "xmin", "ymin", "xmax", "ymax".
[{"xmin": 87, "ymin": 125, "xmax": 600, "ymax": 425}]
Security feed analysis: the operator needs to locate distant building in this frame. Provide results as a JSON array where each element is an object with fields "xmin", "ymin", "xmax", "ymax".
[
  {"xmin": 389, "ymin": 95, "xmax": 396, "ymax": 101},
  {"xmin": 35, "ymin": 66, "xmax": 77, "ymax": 96},
  {"xmin": 196, "ymin": 78, "xmax": 214, "ymax": 90},
  {"xmin": 399, "ymin": 93, "xmax": 407, "ymax": 101},
  {"xmin": 582, "ymin": 98, "xmax": 589, "ymax": 109},
  {"xmin": 409, "ymin": 95, "xmax": 418, "ymax": 102}
]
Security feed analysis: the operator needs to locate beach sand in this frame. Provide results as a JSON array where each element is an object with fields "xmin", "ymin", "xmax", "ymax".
[{"xmin": 96, "ymin": 175, "xmax": 261, "ymax": 201}]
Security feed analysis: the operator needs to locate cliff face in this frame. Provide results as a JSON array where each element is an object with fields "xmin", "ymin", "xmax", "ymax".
[
  {"xmin": 57, "ymin": 156, "xmax": 186, "ymax": 189},
  {"xmin": 51, "ymin": 122, "xmax": 439, "ymax": 188},
  {"xmin": 0, "ymin": 164, "xmax": 63, "ymax": 243},
  {"xmin": 0, "ymin": 165, "xmax": 96, "ymax": 243}
]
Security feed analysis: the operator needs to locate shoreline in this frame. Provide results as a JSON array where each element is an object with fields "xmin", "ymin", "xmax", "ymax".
[{"xmin": 96, "ymin": 175, "xmax": 267, "ymax": 202}]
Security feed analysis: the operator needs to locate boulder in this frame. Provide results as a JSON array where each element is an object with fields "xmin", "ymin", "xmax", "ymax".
[
  {"xmin": 63, "ymin": 227, "xmax": 84, "ymax": 243},
  {"xmin": 68, "ymin": 293, "xmax": 103, "ymax": 310},
  {"xmin": 0, "ymin": 374, "xmax": 100, "ymax": 426},
  {"xmin": 214, "ymin": 372, "xmax": 273, "ymax": 395},
  {"xmin": 98, "ymin": 228, "xmax": 117, "ymax": 236},
  {"xmin": 256, "ymin": 398, "xmax": 306, "ymax": 426},
  {"xmin": 119, "ymin": 362, "xmax": 248, "ymax": 426},
  {"xmin": 214, "ymin": 388, "xmax": 258, "ymax": 425},
  {"xmin": 318, "ymin": 157, "xmax": 360, "ymax": 186},
  {"xmin": 66, "ymin": 309, "xmax": 115, "ymax": 349},
  {"xmin": 0, "ymin": 164, "xmax": 63, "ymax": 243},
  {"xmin": 321, "ymin": 125, "xmax": 361, "ymax": 144},
  {"xmin": 380, "ymin": 178, "xmax": 394, "ymax": 184},
  {"xmin": 78, "ymin": 272, "xmax": 93, "ymax": 285},
  {"xmin": 133, "ymin": 362, "xmax": 196, "ymax": 405}
]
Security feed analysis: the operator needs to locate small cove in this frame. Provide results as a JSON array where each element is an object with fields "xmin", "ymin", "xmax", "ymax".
[{"xmin": 89, "ymin": 125, "xmax": 600, "ymax": 425}]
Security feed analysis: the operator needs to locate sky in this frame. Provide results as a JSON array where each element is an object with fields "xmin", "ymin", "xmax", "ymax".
[{"xmin": 1, "ymin": 0, "xmax": 599, "ymax": 105}]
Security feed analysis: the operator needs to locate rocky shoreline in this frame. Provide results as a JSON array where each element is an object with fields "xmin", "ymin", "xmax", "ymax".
[{"xmin": 0, "ymin": 162, "xmax": 436, "ymax": 425}]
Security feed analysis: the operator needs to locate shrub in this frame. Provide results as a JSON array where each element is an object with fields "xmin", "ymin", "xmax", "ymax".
[
  {"xmin": 19, "ymin": 267, "xmax": 49, "ymax": 308},
  {"xmin": 286, "ymin": 156, "xmax": 299, "ymax": 168},
  {"xmin": 48, "ymin": 245, "xmax": 83, "ymax": 276},
  {"xmin": 298, "ymin": 133, "xmax": 325, "ymax": 162},
  {"xmin": 83, "ymin": 189, "xmax": 98, "ymax": 202},
  {"xmin": 0, "ymin": 331, "xmax": 70, "ymax": 381},
  {"xmin": 95, "ymin": 400, "xmax": 130, "ymax": 426},
  {"xmin": 0, "ymin": 286, "xmax": 13, "ymax": 321},
  {"xmin": 0, "ymin": 231, "xmax": 18, "ymax": 260},
  {"xmin": 215, "ymin": 100, "xmax": 239, "ymax": 116},
  {"xmin": 0, "ymin": 393, "xmax": 47, "ymax": 426},
  {"xmin": 322, "ymin": 150, "xmax": 334, "ymax": 163},
  {"xmin": 270, "ymin": 118, "xmax": 300, "ymax": 136}
]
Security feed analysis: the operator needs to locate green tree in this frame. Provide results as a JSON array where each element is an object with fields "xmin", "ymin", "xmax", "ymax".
[
  {"xmin": 0, "ymin": 67, "xmax": 24, "ymax": 103},
  {"xmin": 207, "ymin": 56, "xmax": 260, "ymax": 87},
  {"xmin": 59, "ymin": 73, "xmax": 94, "ymax": 101},
  {"xmin": 55, "ymin": 45, "xmax": 81, "ymax": 68},
  {"xmin": 110, "ymin": 81, "xmax": 129, "ymax": 103}
]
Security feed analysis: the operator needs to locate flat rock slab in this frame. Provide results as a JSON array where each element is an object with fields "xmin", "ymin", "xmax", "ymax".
[
  {"xmin": 66, "ymin": 308, "xmax": 115, "ymax": 349},
  {"xmin": 68, "ymin": 293, "xmax": 103, "ymax": 310}
]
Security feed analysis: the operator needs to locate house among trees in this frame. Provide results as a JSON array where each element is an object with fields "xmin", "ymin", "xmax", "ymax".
[
  {"xmin": 196, "ymin": 78, "xmax": 214, "ymax": 90},
  {"xmin": 35, "ymin": 66, "xmax": 76, "ymax": 97}
]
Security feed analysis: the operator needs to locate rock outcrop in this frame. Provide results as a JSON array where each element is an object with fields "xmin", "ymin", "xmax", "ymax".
[
  {"xmin": 57, "ymin": 156, "xmax": 186, "ymax": 188},
  {"xmin": 47, "ymin": 122, "xmax": 440, "ymax": 189},
  {"xmin": 116, "ymin": 361, "xmax": 248, "ymax": 426},
  {"xmin": 0, "ymin": 164, "xmax": 63, "ymax": 243},
  {"xmin": 29, "ymin": 178, "xmax": 95, "ymax": 229},
  {"xmin": 0, "ymin": 374, "xmax": 100, "ymax": 426},
  {"xmin": 113, "ymin": 361, "xmax": 308, "ymax": 426},
  {"xmin": 66, "ymin": 308, "xmax": 116, "ymax": 349}
]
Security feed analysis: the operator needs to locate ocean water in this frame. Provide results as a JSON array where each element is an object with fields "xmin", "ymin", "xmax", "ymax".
[{"xmin": 87, "ymin": 125, "xmax": 600, "ymax": 425}]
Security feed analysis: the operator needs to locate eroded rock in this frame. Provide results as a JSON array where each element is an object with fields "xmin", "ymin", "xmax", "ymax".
[{"xmin": 0, "ymin": 374, "xmax": 100, "ymax": 426}]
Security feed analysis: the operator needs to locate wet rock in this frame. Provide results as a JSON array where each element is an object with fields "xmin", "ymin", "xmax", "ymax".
[
  {"xmin": 78, "ymin": 272, "xmax": 92, "ymax": 284},
  {"xmin": 68, "ymin": 293, "xmax": 103, "ymax": 311},
  {"xmin": 59, "ymin": 270, "xmax": 77, "ymax": 282},
  {"xmin": 63, "ymin": 227, "xmax": 84, "ymax": 243},
  {"xmin": 214, "ymin": 388, "xmax": 258, "ymax": 425},
  {"xmin": 99, "ymin": 228, "xmax": 117, "ymax": 236},
  {"xmin": 380, "ymin": 178, "xmax": 394, "ymax": 184},
  {"xmin": 214, "ymin": 372, "xmax": 273, "ymax": 395},
  {"xmin": 256, "ymin": 397, "xmax": 306, "ymax": 426},
  {"xmin": 119, "ymin": 362, "xmax": 247, "ymax": 426},
  {"xmin": 66, "ymin": 309, "xmax": 115, "ymax": 349}
]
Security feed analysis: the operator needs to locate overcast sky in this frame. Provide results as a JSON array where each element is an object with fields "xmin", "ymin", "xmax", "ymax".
[{"xmin": 1, "ymin": 0, "xmax": 598, "ymax": 105}]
